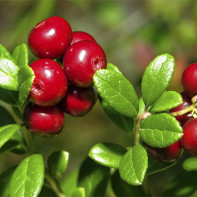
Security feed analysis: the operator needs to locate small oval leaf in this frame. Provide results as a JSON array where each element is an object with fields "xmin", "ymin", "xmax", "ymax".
[
  {"xmin": 72, "ymin": 187, "xmax": 85, "ymax": 197},
  {"xmin": 12, "ymin": 44, "xmax": 28, "ymax": 67},
  {"xmin": 18, "ymin": 65, "xmax": 34, "ymax": 106},
  {"xmin": 10, "ymin": 154, "xmax": 44, "ymax": 197},
  {"xmin": 0, "ymin": 44, "xmax": 12, "ymax": 59},
  {"xmin": 0, "ymin": 58, "xmax": 19, "ymax": 90},
  {"xmin": 150, "ymin": 91, "xmax": 182, "ymax": 112},
  {"xmin": 94, "ymin": 67, "xmax": 139, "ymax": 117},
  {"xmin": 47, "ymin": 150, "xmax": 69, "ymax": 179},
  {"xmin": 89, "ymin": 143, "xmax": 127, "ymax": 168},
  {"xmin": 140, "ymin": 113, "xmax": 183, "ymax": 148},
  {"xmin": 183, "ymin": 157, "xmax": 197, "ymax": 171},
  {"xmin": 119, "ymin": 144, "xmax": 148, "ymax": 186},
  {"xmin": 141, "ymin": 54, "xmax": 175, "ymax": 107}
]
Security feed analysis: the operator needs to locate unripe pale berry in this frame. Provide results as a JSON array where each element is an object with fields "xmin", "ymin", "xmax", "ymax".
[
  {"xmin": 28, "ymin": 16, "xmax": 72, "ymax": 59},
  {"xmin": 23, "ymin": 103, "xmax": 65, "ymax": 136},
  {"xmin": 29, "ymin": 59, "xmax": 68, "ymax": 106},
  {"xmin": 63, "ymin": 40, "xmax": 107, "ymax": 87}
]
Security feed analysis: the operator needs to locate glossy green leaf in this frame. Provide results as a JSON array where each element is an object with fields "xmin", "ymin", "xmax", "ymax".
[
  {"xmin": 78, "ymin": 157, "xmax": 110, "ymax": 197},
  {"xmin": 119, "ymin": 144, "xmax": 148, "ymax": 186},
  {"xmin": 107, "ymin": 63, "xmax": 121, "ymax": 73},
  {"xmin": 162, "ymin": 171, "xmax": 197, "ymax": 196},
  {"xmin": 140, "ymin": 113, "xmax": 183, "ymax": 148},
  {"xmin": 0, "ymin": 57, "xmax": 19, "ymax": 90},
  {"xmin": 89, "ymin": 143, "xmax": 127, "ymax": 168},
  {"xmin": 12, "ymin": 44, "xmax": 28, "ymax": 67},
  {"xmin": 18, "ymin": 65, "xmax": 34, "ymax": 106},
  {"xmin": 150, "ymin": 91, "xmax": 182, "ymax": 112},
  {"xmin": 10, "ymin": 154, "xmax": 44, "ymax": 197},
  {"xmin": 0, "ymin": 124, "xmax": 20, "ymax": 148},
  {"xmin": 111, "ymin": 171, "xmax": 146, "ymax": 197},
  {"xmin": 141, "ymin": 54, "xmax": 175, "ymax": 107},
  {"xmin": 72, "ymin": 187, "xmax": 85, "ymax": 197},
  {"xmin": 0, "ymin": 88, "xmax": 18, "ymax": 105},
  {"xmin": 93, "ymin": 68, "xmax": 139, "ymax": 117},
  {"xmin": 183, "ymin": 157, "xmax": 197, "ymax": 171},
  {"xmin": 147, "ymin": 158, "xmax": 177, "ymax": 175},
  {"xmin": 47, "ymin": 150, "xmax": 69, "ymax": 179},
  {"xmin": 0, "ymin": 166, "xmax": 16, "ymax": 197},
  {"xmin": 100, "ymin": 99, "xmax": 133, "ymax": 133},
  {"xmin": 0, "ymin": 44, "xmax": 12, "ymax": 59},
  {"xmin": 0, "ymin": 105, "xmax": 15, "ymax": 126},
  {"xmin": 137, "ymin": 97, "xmax": 145, "ymax": 117},
  {"xmin": 60, "ymin": 169, "xmax": 79, "ymax": 197}
]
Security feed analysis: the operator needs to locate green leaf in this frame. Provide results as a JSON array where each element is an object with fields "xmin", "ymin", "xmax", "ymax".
[
  {"xmin": 18, "ymin": 65, "xmax": 34, "ymax": 106},
  {"xmin": 111, "ymin": 171, "xmax": 146, "ymax": 197},
  {"xmin": 60, "ymin": 169, "xmax": 79, "ymax": 197},
  {"xmin": 147, "ymin": 158, "xmax": 177, "ymax": 175},
  {"xmin": 106, "ymin": 62, "xmax": 122, "ymax": 73},
  {"xmin": 72, "ymin": 187, "xmax": 85, "ymax": 197},
  {"xmin": 162, "ymin": 171, "xmax": 197, "ymax": 196},
  {"xmin": 119, "ymin": 144, "xmax": 148, "ymax": 186},
  {"xmin": 93, "ymin": 68, "xmax": 139, "ymax": 117},
  {"xmin": 47, "ymin": 150, "xmax": 69, "ymax": 179},
  {"xmin": 12, "ymin": 44, "xmax": 28, "ymax": 67},
  {"xmin": 183, "ymin": 157, "xmax": 197, "ymax": 171},
  {"xmin": 0, "ymin": 57, "xmax": 19, "ymax": 90},
  {"xmin": 100, "ymin": 99, "xmax": 133, "ymax": 133},
  {"xmin": 0, "ymin": 124, "xmax": 21, "ymax": 148},
  {"xmin": 141, "ymin": 54, "xmax": 175, "ymax": 107},
  {"xmin": 0, "ymin": 105, "xmax": 15, "ymax": 126},
  {"xmin": 0, "ymin": 88, "xmax": 18, "ymax": 105},
  {"xmin": 78, "ymin": 157, "xmax": 110, "ymax": 197},
  {"xmin": 89, "ymin": 143, "xmax": 127, "ymax": 168},
  {"xmin": 0, "ymin": 44, "xmax": 12, "ymax": 59},
  {"xmin": 150, "ymin": 91, "xmax": 182, "ymax": 112},
  {"xmin": 137, "ymin": 97, "xmax": 145, "ymax": 117},
  {"xmin": 0, "ymin": 166, "xmax": 16, "ymax": 197},
  {"xmin": 10, "ymin": 154, "xmax": 45, "ymax": 197},
  {"xmin": 140, "ymin": 113, "xmax": 183, "ymax": 148}
]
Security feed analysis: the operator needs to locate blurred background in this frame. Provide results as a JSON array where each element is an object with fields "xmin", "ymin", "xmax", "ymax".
[{"xmin": 0, "ymin": 0, "xmax": 197, "ymax": 195}]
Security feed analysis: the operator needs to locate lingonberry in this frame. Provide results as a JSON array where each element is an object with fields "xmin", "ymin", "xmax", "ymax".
[
  {"xmin": 23, "ymin": 103, "xmax": 65, "ymax": 136},
  {"xmin": 182, "ymin": 63, "xmax": 197, "ymax": 97},
  {"xmin": 170, "ymin": 92, "xmax": 192, "ymax": 125},
  {"xmin": 63, "ymin": 40, "xmax": 107, "ymax": 87},
  {"xmin": 181, "ymin": 118, "xmax": 197, "ymax": 157},
  {"xmin": 145, "ymin": 141, "xmax": 182, "ymax": 162},
  {"xmin": 28, "ymin": 16, "xmax": 72, "ymax": 59},
  {"xmin": 61, "ymin": 84, "xmax": 98, "ymax": 116},
  {"xmin": 71, "ymin": 31, "xmax": 96, "ymax": 45},
  {"xmin": 29, "ymin": 59, "xmax": 68, "ymax": 106}
]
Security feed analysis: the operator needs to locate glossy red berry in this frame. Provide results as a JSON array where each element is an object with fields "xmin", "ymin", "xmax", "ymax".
[
  {"xmin": 170, "ymin": 92, "xmax": 192, "ymax": 125},
  {"xmin": 181, "ymin": 118, "xmax": 197, "ymax": 157},
  {"xmin": 63, "ymin": 40, "xmax": 107, "ymax": 87},
  {"xmin": 61, "ymin": 85, "xmax": 98, "ymax": 116},
  {"xmin": 71, "ymin": 31, "xmax": 96, "ymax": 45},
  {"xmin": 28, "ymin": 16, "xmax": 72, "ymax": 59},
  {"xmin": 29, "ymin": 59, "xmax": 68, "ymax": 106},
  {"xmin": 145, "ymin": 141, "xmax": 182, "ymax": 162},
  {"xmin": 23, "ymin": 103, "xmax": 65, "ymax": 136},
  {"xmin": 182, "ymin": 63, "xmax": 197, "ymax": 97}
]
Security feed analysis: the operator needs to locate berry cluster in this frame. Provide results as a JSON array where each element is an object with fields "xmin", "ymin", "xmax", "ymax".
[
  {"xmin": 24, "ymin": 16, "xmax": 106, "ymax": 136},
  {"xmin": 147, "ymin": 63, "xmax": 197, "ymax": 162}
]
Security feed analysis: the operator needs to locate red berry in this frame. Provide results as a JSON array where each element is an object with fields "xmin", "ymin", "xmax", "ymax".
[
  {"xmin": 170, "ymin": 92, "xmax": 192, "ymax": 125},
  {"xmin": 61, "ymin": 85, "xmax": 98, "ymax": 116},
  {"xmin": 28, "ymin": 16, "xmax": 72, "ymax": 59},
  {"xmin": 182, "ymin": 63, "xmax": 197, "ymax": 97},
  {"xmin": 181, "ymin": 118, "xmax": 197, "ymax": 157},
  {"xmin": 71, "ymin": 31, "xmax": 96, "ymax": 45},
  {"xmin": 63, "ymin": 40, "xmax": 107, "ymax": 87},
  {"xmin": 145, "ymin": 141, "xmax": 182, "ymax": 162},
  {"xmin": 29, "ymin": 59, "xmax": 68, "ymax": 106},
  {"xmin": 23, "ymin": 103, "xmax": 65, "ymax": 136}
]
